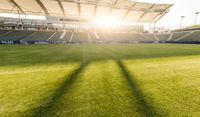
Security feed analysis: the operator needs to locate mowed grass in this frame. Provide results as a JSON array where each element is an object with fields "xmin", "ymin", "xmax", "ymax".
[{"xmin": 0, "ymin": 44, "xmax": 200, "ymax": 117}]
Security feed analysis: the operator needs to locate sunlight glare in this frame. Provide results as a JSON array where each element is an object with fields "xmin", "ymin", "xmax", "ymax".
[{"xmin": 91, "ymin": 17, "xmax": 121, "ymax": 27}]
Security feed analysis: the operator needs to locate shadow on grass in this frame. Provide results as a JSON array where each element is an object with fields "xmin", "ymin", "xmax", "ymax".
[
  {"xmin": 27, "ymin": 61, "xmax": 89, "ymax": 117},
  {"xmin": 116, "ymin": 59, "xmax": 159, "ymax": 117}
]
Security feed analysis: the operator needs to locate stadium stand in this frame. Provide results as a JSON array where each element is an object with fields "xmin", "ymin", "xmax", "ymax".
[
  {"xmin": 123, "ymin": 33, "xmax": 156, "ymax": 43},
  {"xmin": 64, "ymin": 32, "xmax": 73, "ymax": 43},
  {"xmin": 98, "ymin": 33, "xmax": 108, "ymax": 43},
  {"xmin": 104, "ymin": 33, "xmax": 117, "ymax": 42},
  {"xmin": 48, "ymin": 32, "xmax": 72, "ymax": 43},
  {"xmin": 24, "ymin": 31, "xmax": 54, "ymax": 42},
  {"xmin": 0, "ymin": 30, "xmax": 9, "ymax": 35},
  {"xmin": 0, "ymin": 29, "xmax": 200, "ymax": 44},
  {"xmin": 112, "ymin": 33, "xmax": 131, "ymax": 43},
  {"xmin": 72, "ymin": 32, "xmax": 89, "ymax": 43},
  {"xmin": 0, "ymin": 0, "xmax": 175, "ymax": 44},
  {"xmin": 155, "ymin": 33, "xmax": 171, "ymax": 41},
  {"xmin": 105, "ymin": 33, "xmax": 130, "ymax": 43},
  {"xmin": 139, "ymin": 34, "xmax": 157, "ymax": 42},
  {"xmin": 0, "ymin": 30, "xmax": 35, "ymax": 41},
  {"xmin": 89, "ymin": 32, "xmax": 106, "ymax": 43},
  {"xmin": 89, "ymin": 32, "xmax": 97, "ymax": 43},
  {"xmin": 170, "ymin": 31, "xmax": 190, "ymax": 41},
  {"xmin": 178, "ymin": 31, "xmax": 200, "ymax": 42},
  {"xmin": 48, "ymin": 32, "xmax": 64, "ymax": 42},
  {"xmin": 117, "ymin": 33, "xmax": 132, "ymax": 43}
]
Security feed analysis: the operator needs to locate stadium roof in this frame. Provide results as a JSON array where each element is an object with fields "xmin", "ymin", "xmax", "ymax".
[{"xmin": 0, "ymin": 0, "xmax": 173, "ymax": 23}]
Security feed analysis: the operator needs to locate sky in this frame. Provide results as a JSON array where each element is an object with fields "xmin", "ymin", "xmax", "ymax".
[{"xmin": 136, "ymin": 0, "xmax": 200, "ymax": 28}]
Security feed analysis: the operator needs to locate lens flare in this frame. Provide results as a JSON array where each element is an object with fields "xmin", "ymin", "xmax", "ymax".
[{"xmin": 91, "ymin": 17, "xmax": 121, "ymax": 27}]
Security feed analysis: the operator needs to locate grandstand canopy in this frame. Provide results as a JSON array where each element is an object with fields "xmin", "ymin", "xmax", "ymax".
[{"xmin": 0, "ymin": 0, "xmax": 173, "ymax": 23}]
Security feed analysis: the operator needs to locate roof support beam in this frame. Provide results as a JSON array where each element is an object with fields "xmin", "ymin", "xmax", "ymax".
[
  {"xmin": 93, "ymin": 0, "xmax": 99, "ymax": 18},
  {"xmin": 153, "ymin": 4, "xmax": 173, "ymax": 23},
  {"xmin": 137, "ymin": 4, "xmax": 156, "ymax": 22},
  {"xmin": 35, "ymin": 0, "xmax": 49, "ymax": 15},
  {"xmin": 108, "ymin": 0, "xmax": 119, "ymax": 15},
  {"xmin": 77, "ymin": 2, "xmax": 81, "ymax": 17},
  {"xmin": 122, "ymin": 3, "xmax": 137, "ymax": 20},
  {"xmin": 93, "ymin": 5, "xmax": 97, "ymax": 18},
  {"xmin": 153, "ymin": 12, "xmax": 166, "ymax": 23},
  {"xmin": 56, "ymin": 0, "xmax": 66, "ymax": 16},
  {"xmin": 9, "ymin": 0, "xmax": 24, "ymax": 14},
  {"xmin": 51, "ymin": 0, "xmax": 164, "ymax": 13}
]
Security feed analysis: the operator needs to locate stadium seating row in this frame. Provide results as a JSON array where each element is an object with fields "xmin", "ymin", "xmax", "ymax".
[{"xmin": 0, "ymin": 29, "xmax": 200, "ymax": 44}]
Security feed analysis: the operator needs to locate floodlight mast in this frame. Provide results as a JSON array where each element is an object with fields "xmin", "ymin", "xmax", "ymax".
[
  {"xmin": 180, "ymin": 16, "xmax": 185, "ymax": 29},
  {"xmin": 62, "ymin": 17, "xmax": 65, "ymax": 30},
  {"xmin": 17, "ymin": 10, "xmax": 23, "ymax": 30},
  {"xmin": 194, "ymin": 12, "xmax": 200, "ymax": 25}
]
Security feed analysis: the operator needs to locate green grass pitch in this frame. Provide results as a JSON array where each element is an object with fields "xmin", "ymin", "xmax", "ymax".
[{"xmin": 1, "ymin": 44, "xmax": 200, "ymax": 117}]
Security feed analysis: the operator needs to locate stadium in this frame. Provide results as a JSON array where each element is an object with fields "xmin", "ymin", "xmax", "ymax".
[{"xmin": 0, "ymin": 0, "xmax": 200, "ymax": 116}]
